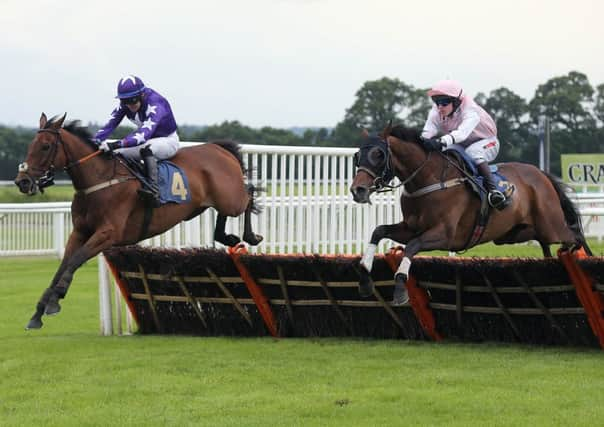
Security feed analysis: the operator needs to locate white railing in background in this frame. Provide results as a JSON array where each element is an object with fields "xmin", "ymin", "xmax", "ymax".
[{"xmin": 1, "ymin": 144, "xmax": 405, "ymax": 257}]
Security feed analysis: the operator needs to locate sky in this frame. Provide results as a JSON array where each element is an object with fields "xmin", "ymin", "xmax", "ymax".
[{"xmin": 2, "ymin": 0, "xmax": 603, "ymax": 129}]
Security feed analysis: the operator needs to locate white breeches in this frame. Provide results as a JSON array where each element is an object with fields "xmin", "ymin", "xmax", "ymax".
[
  {"xmin": 465, "ymin": 138, "xmax": 499, "ymax": 165},
  {"xmin": 116, "ymin": 132, "xmax": 180, "ymax": 161}
]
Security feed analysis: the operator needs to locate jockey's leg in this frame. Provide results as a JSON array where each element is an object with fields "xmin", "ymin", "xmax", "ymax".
[
  {"xmin": 466, "ymin": 138, "xmax": 507, "ymax": 210},
  {"xmin": 477, "ymin": 162, "xmax": 506, "ymax": 209},
  {"xmin": 131, "ymin": 133, "xmax": 179, "ymax": 207},
  {"xmin": 138, "ymin": 146, "xmax": 161, "ymax": 207}
]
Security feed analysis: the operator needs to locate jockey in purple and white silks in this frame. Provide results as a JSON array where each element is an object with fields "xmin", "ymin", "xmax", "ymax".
[
  {"xmin": 95, "ymin": 75, "xmax": 180, "ymax": 206},
  {"xmin": 419, "ymin": 79, "xmax": 507, "ymax": 210}
]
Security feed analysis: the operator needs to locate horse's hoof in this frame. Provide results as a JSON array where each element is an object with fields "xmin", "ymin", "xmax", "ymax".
[
  {"xmin": 216, "ymin": 234, "xmax": 241, "ymax": 247},
  {"xmin": 392, "ymin": 274, "xmax": 409, "ymax": 306},
  {"xmin": 224, "ymin": 234, "xmax": 241, "ymax": 247},
  {"xmin": 26, "ymin": 318, "xmax": 43, "ymax": 330},
  {"xmin": 243, "ymin": 233, "xmax": 263, "ymax": 246},
  {"xmin": 391, "ymin": 290, "xmax": 409, "ymax": 306},
  {"xmin": 358, "ymin": 266, "xmax": 374, "ymax": 298},
  {"xmin": 45, "ymin": 300, "xmax": 61, "ymax": 316}
]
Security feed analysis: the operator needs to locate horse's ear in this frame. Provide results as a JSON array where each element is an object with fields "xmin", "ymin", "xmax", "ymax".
[
  {"xmin": 360, "ymin": 128, "xmax": 369, "ymax": 139},
  {"xmin": 39, "ymin": 113, "xmax": 48, "ymax": 129},
  {"xmin": 51, "ymin": 113, "xmax": 67, "ymax": 130}
]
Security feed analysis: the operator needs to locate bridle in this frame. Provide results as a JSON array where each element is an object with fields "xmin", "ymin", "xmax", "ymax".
[
  {"xmin": 18, "ymin": 128, "xmax": 102, "ymax": 193},
  {"xmin": 354, "ymin": 138, "xmax": 432, "ymax": 194}
]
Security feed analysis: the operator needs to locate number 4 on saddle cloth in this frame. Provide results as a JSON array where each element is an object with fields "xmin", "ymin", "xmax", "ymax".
[
  {"xmin": 126, "ymin": 157, "xmax": 191, "ymax": 205},
  {"xmin": 445, "ymin": 144, "xmax": 515, "ymax": 206},
  {"xmin": 156, "ymin": 161, "xmax": 191, "ymax": 204}
]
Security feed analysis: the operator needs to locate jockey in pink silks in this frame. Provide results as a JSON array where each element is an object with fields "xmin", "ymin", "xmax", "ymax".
[{"xmin": 420, "ymin": 79, "xmax": 507, "ymax": 209}]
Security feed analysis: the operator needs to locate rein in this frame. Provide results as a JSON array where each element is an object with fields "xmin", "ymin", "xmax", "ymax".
[
  {"xmin": 371, "ymin": 149, "xmax": 432, "ymax": 195},
  {"xmin": 31, "ymin": 128, "xmax": 131, "ymax": 195},
  {"xmin": 36, "ymin": 128, "xmax": 102, "ymax": 171},
  {"xmin": 437, "ymin": 150, "xmax": 488, "ymax": 194},
  {"xmin": 360, "ymin": 142, "xmax": 433, "ymax": 194},
  {"xmin": 396, "ymin": 149, "xmax": 486, "ymax": 198}
]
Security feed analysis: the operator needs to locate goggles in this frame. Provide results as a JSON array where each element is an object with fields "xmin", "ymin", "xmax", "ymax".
[
  {"xmin": 121, "ymin": 95, "xmax": 141, "ymax": 106},
  {"xmin": 432, "ymin": 96, "xmax": 454, "ymax": 107}
]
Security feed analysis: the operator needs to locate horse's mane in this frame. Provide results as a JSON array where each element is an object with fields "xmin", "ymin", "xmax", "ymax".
[
  {"xmin": 210, "ymin": 140, "xmax": 246, "ymax": 174},
  {"xmin": 389, "ymin": 125, "xmax": 423, "ymax": 144},
  {"xmin": 63, "ymin": 121, "xmax": 95, "ymax": 143},
  {"xmin": 46, "ymin": 116, "xmax": 97, "ymax": 149}
]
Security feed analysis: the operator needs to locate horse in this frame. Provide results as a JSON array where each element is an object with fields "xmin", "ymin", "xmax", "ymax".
[
  {"xmin": 349, "ymin": 124, "xmax": 592, "ymax": 304},
  {"xmin": 15, "ymin": 113, "xmax": 263, "ymax": 329}
]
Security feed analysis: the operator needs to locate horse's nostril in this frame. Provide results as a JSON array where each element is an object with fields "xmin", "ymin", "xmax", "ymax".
[
  {"xmin": 351, "ymin": 186, "xmax": 369, "ymax": 202},
  {"xmin": 354, "ymin": 187, "xmax": 366, "ymax": 196}
]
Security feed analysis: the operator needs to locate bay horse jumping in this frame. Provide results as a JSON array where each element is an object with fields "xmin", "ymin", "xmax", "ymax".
[
  {"xmin": 15, "ymin": 113, "xmax": 263, "ymax": 329},
  {"xmin": 350, "ymin": 124, "xmax": 592, "ymax": 304}
]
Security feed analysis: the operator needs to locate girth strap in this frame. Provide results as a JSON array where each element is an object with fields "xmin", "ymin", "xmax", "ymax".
[
  {"xmin": 77, "ymin": 177, "xmax": 136, "ymax": 196},
  {"xmin": 401, "ymin": 177, "xmax": 467, "ymax": 198}
]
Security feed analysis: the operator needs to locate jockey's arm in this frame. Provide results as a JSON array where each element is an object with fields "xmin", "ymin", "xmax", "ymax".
[
  {"xmin": 442, "ymin": 109, "xmax": 480, "ymax": 146},
  {"xmin": 94, "ymin": 106, "xmax": 126, "ymax": 142},
  {"xmin": 121, "ymin": 104, "xmax": 169, "ymax": 148}
]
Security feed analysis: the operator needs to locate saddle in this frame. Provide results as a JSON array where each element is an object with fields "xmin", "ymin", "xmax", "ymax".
[
  {"xmin": 119, "ymin": 155, "xmax": 191, "ymax": 205},
  {"xmin": 443, "ymin": 145, "xmax": 515, "ymax": 204}
]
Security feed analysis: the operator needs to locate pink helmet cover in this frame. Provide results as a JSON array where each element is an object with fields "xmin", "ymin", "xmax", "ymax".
[{"xmin": 427, "ymin": 79, "xmax": 464, "ymax": 99}]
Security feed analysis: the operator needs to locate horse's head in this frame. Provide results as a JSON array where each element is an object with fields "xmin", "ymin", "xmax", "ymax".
[
  {"xmin": 350, "ymin": 130, "xmax": 394, "ymax": 204},
  {"xmin": 14, "ymin": 113, "xmax": 68, "ymax": 195}
]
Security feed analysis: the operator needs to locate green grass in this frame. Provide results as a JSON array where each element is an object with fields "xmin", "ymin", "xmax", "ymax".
[
  {"xmin": 1, "ymin": 255, "xmax": 604, "ymax": 426},
  {"xmin": 432, "ymin": 239, "xmax": 604, "ymax": 257},
  {"xmin": 0, "ymin": 184, "xmax": 75, "ymax": 203}
]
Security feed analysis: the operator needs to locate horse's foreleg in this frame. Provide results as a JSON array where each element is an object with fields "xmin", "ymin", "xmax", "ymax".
[
  {"xmin": 391, "ymin": 225, "xmax": 450, "ymax": 305},
  {"xmin": 358, "ymin": 222, "xmax": 412, "ymax": 298},
  {"xmin": 27, "ymin": 229, "xmax": 116, "ymax": 330},
  {"xmin": 26, "ymin": 231, "xmax": 87, "ymax": 329},
  {"xmin": 213, "ymin": 213, "xmax": 241, "ymax": 247}
]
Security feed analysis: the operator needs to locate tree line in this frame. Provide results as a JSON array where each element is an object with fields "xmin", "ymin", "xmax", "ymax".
[{"xmin": 1, "ymin": 70, "xmax": 602, "ymax": 179}]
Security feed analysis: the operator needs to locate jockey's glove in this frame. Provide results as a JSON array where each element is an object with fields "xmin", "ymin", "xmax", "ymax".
[
  {"xmin": 98, "ymin": 141, "xmax": 120, "ymax": 152},
  {"xmin": 421, "ymin": 137, "xmax": 445, "ymax": 152}
]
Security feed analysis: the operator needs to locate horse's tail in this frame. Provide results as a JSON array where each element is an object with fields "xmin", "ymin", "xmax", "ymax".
[
  {"xmin": 545, "ymin": 172, "xmax": 593, "ymax": 256},
  {"xmin": 247, "ymin": 184, "xmax": 264, "ymax": 214},
  {"xmin": 210, "ymin": 140, "xmax": 246, "ymax": 174},
  {"xmin": 209, "ymin": 140, "xmax": 263, "ymax": 214}
]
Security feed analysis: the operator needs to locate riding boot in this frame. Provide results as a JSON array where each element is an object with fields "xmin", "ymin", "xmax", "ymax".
[
  {"xmin": 477, "ymin": 162, "xmax": 506, "ymax": 210},
  {"xmin": 138, "ymin": 147, "xmax": 161, "ymax": 207}
]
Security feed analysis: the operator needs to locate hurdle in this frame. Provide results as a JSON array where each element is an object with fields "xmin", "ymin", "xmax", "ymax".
[{"xmin": 100, "ymin": 244, "xmax": 604, "ymax": 348}]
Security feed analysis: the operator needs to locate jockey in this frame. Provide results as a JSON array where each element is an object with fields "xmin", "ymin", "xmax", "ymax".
[
  {"xmin": 420, "ymin": 79, "xmax": 507, "ymax": 209},
  {"xmin": 95, "ymin": 75, "xmax": 180, "ymax": 207}
]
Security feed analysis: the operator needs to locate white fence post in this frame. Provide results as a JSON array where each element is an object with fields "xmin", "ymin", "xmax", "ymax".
[
  {"xmin": 98, "ymin": 254, "xmax": 113, "ymax": 336},
  {"xmin": 54, "ymin": 211, "xmax": 65, "ymax": 259}
]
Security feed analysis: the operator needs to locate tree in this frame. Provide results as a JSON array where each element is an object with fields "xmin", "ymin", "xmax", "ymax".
[
  {"xmin": 594, "ymin": 83, "xmax": 604, "ymax": 125},
  {"xmin": 478, "ymin": 87, "xmax": 532, "ymax": 163},
  {"xmin": 528, "ymin": 71, "xmax": 596, "ymax": 132},
  {"xmin": 331, "ymin": 77, "xmax": 430, "ymax": 146}
]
